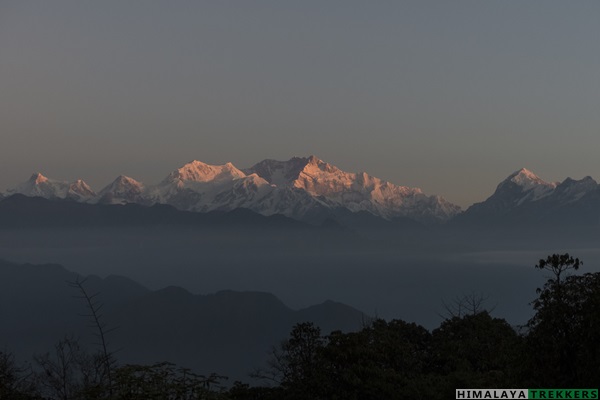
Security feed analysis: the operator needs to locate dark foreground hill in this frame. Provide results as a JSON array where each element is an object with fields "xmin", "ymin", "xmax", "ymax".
[{"xmin": 0, "ymin": 259, "xmax": 366, "ymax": 382}]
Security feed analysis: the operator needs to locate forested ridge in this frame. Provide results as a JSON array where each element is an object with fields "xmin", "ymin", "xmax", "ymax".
[{"xmin": 2, "ymin": 254, "xmax": 599, "ymax": 399}]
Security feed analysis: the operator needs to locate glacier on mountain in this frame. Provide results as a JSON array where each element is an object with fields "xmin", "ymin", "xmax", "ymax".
[{"xmin": 4, "ymin": 156, "xmax": 463, "ymax": 223}]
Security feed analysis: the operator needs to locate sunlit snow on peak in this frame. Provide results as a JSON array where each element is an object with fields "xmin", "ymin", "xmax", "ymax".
[
  {"xmin": 5, "ymin": 156, "xmax": 464, "ymax": 223},
  {"xmin": 30, "ymin": 172, "xmax": 48, "ymax": 184}
]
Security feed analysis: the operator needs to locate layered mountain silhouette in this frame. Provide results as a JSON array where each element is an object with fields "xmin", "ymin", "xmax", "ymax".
[
  {"xmin": 3, "ymin": 166, "xmax": 600, "ymax": 383},
  {"xmin": 0, "ymin": 259, "xmax": 366, "ymax": 382}
]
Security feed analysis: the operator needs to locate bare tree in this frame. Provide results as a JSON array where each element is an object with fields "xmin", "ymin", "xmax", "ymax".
[
  {"xmin": 68, "ymin": 277, "xmax": 117, "ymax": 397},
  {"xmin": 34, "ymin": 336, "xmax": 82, "ymax": 400},
  {"xmin": 439, "ymin": 291, "xmax": 496, "ymax": 319},
  {"xmin": 0, "ymin": 349, "xmax": 37, "ymax": 398}
]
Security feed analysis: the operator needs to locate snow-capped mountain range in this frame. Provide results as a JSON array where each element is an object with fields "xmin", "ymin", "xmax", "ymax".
[
  {"xmin": 6, "ymin": 160, "xmax": 599, "ymax": 226},
  {"xmin": 3, "ymin": 156, "xmax": 461, "ymax": 224},
  {"xmin": 8, "ymin": 173, "xmax": 97, "ymax": 202},
  {"xmin": 457, "ymin": 168, "xmax": 600, "ymax": 225}
]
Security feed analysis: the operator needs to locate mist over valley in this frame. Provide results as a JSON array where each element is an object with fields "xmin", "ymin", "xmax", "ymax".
[{"xmin": 2, "ymin": 162, "xmax": 600, "ymax": 383}]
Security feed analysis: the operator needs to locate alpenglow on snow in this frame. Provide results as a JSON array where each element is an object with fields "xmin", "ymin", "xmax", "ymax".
[{"xmin": 5, "ymin": 156, "xmax": 461, "ymax": 223}]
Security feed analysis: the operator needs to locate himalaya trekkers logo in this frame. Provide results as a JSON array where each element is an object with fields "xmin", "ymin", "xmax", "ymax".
[{"xmin": 456, "ymin": 389, "xmax": 598, "ymax": 399}]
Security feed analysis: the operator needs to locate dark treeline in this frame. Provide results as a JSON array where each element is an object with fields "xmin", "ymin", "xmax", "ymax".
[{"xmin": 2, "ymin": 254, "xmax": 599, "ymax": 399}]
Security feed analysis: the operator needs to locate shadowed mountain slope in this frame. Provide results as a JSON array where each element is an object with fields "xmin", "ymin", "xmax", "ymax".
[{"xmin": 0, "ymin": 259, "xmax": 366, "ymax": 382}]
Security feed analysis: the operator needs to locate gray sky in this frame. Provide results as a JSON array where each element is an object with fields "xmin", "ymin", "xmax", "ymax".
[{"xmin": 1, "ymin": 1, "xmax": 599, "ymax": 208}]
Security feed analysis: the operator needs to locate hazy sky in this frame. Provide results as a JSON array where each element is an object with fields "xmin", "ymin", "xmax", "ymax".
[{"xmin": 1, "ymin": 1, "xmax": 599, "ymax": 208}]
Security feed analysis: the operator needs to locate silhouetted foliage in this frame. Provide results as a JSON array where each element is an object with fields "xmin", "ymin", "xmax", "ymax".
[
  {"xmin": 534, "ymin": 253, "xmax": 581, "ymax": 286},
  {"xmin": 111, "ymin": 362, "xmax": 227, "ymax": 399},
  {"xmin": 226, "ymin": 381, "xmax": 282, "ymax": 400},
  {"xmin": 432, "ymin": 311, "xmax": 523, "ymax": 391},
  {"xmin": 0, "ymin": 350, "xmax": 38, "ymax": 399},
  {"xmin": 252, "ymin": 322, "xmax": 325, "ymax": 399},
  {"xmin": 33, "ymin": 335, "xmax": 110, "ymax": 400},
  {"xmin": 29, "ymin": 339, "xmax": 230, "ymax": 399},
  {"xmin": 527, "ymin": 254, "xmax": 600, "ymax": 386},
  {"xmin": 319, "ymin": 319, "xmax": 434, "ymax": 400},
  {"xmin": 6, "ymin": 252, "xmax": 600, "ymax": 398}
]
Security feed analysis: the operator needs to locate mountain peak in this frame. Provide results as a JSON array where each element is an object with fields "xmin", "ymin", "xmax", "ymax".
[
  {"xmin": 298, "ymin": 155, "xmax": 342, "ymax": 175},
  {"xmin": 168, "ymin": 160, "xmax": 246, "ymax": 183},
  {"xmin": 306, "ymin": 155, "xmax": 322, "ymax": 164},
  {"xmin": 30, "ymin": 172, "xmax": 48, "ymax": 184},
  {"xmin": 245, "ymin": 156, "xmax": 315, "ymax": 186},
  {"xmin": 103, "ymin": 175, "xmax": 143, "ymax": 189},
  {"xmin": 243, "ymin": 155, "xmax": 460, "ymax": 222},
  {"xmin": 552, "ymin": 175, "xmax": 599, "ymax": 204},
  {"xmin": 508, "ymin": 167, "xmax": 540, "ymax": 181},
  {"xmin": 499, "ymin": 168, "xmax": 553, "ymax": 192},
  {"xmin": 468, "ymin": 167, "xmax": 558, "ymax": 212},
  {"xmin": 7, "ymin": 157, "xmax": 462, "ymax": 224},
  {"xmin": 96, "ymin": 175, "xmax": 144, "ymax": 204},
  {"xmin": 70, "ymin": 179, "xmax": 93, "ymax": 190},
  {"xmin": 112, "ymin": 175, "xmax": 142, "ymax": 186},
  {"xmin": 9, "ymin": 173, "xmax": 95, "ymax": 201},
  {"xmin": 67, "ymin": 179, "xmax": 96, "ymax": 199}
]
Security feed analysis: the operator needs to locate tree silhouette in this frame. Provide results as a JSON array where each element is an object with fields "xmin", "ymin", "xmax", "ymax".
[
  {"xmin": 0, "ymin": 350, "xmax": 37, "ymax": 399},
  {"xmin": 68, "ymin": 277, "xmax": 117, "ymax": 395},
  {"xmin": 534, "ymin": 253, "xmax": 581, "ymax": 286},
  {"xmin": 439, "ymin": 291, "xmax": 496, "ymax": 319},
  {"xmin": 527, "ymin": 254, "xmax": 600, "ymax": 386}
]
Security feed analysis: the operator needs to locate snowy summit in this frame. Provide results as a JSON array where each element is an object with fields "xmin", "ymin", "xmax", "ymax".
[{"xmin": 4, "ymin": 156, "xmax": 463, "ymax": 223}]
